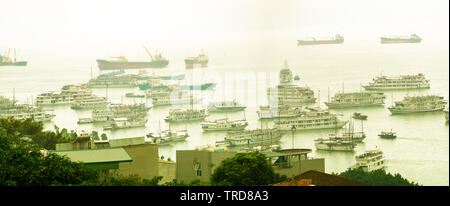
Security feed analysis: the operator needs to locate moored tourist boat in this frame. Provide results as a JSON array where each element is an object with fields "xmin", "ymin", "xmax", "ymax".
[
  {"xmin": 362, "ymin": 73, "xmax": 430, "ymax": 90},
  {"xmin": 201, "ymin": 118, "xmax": 248, "ymax": 132},
  {"xmin": 207, "ymin": 100, "xmax": 246, "ymax": 113},
  {"xmin": 257, "ymin": 105, "xmax": 303, "ymax": 119},
  {"xmin": 36, "ymin": 85, "xmax": 92, "ymax": 106},
  {"xmin": 218, "ymin": 128, "xmax": 283, "ymax": 147},
  {"xmin": 325, "ymin": 91, "xmax": 385, "ymax": 109},
  {"xmin": 352, "ymin": 112, "xmax": 368, "ymax": 120},
  {"xmin": 164, "ymin": 108, "xmax": 207, "ymax": 122},
  {"xmin": 103, "ymin": 117, "xmax": 148, "ymax": 130},
  {"xmin": 146, "ymin": 129, "xmax": 189, "ymax": 145},
  {"xmin": 70, "ymin": 95, "xmax": 109, "ymax": 110},
  {"xmin": 314, "ymin": 138, "xmax": 355, "ymax": 151},
  {"xmin": 274, "ymin": 107, "xmax": 347, "ymax": 131},
  {"xmin": 267, "ymin": 84, "xmax": 316, "ymax": 107},
  {"xmin": 351, "ymin": 147, "xmax": 386, "ymax": 172},
  {"xmin": 388, "ymin": 95, "xmax": 447, "ymax": 114},
  {"xmin": 378, "ymin": 130, "xmax": 397, "ymax": 139}
]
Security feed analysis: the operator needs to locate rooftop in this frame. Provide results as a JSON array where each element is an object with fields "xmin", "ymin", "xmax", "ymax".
[
  {"xmin": 49, "ymin": 147, "xmax": 132, "ymax": 165},
  {"xmin": 274, "ymin": 170, "xmax": 370, "ymax": 186},
  {"xmin": 265, "ymin": 149, "xmax": 312, "ymax": 158}
]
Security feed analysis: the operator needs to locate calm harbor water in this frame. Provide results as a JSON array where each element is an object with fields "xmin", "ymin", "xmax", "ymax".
[{"xmin": 0, "ymin": 37, "xmax": 448, "ymax": 186}]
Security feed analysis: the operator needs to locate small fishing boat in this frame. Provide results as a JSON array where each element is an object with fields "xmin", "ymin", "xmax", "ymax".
[
  {"xmin": 378, "ymin": 130, "xmax": 397, "ymax": 139},
  {"xmin": 352, "ymin": 112, "xmax": 368, "ymax": 120}
]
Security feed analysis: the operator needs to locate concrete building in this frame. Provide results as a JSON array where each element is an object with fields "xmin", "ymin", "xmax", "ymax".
[
  {"xmin": 266, "ymin": 149, "xmax": 325, "ymax": 178},
  {"xmin": 47, "ymin": 147, "xmax": 133, "ymax": 181},
  {"xmin": 175, "ymin": 148, "xmax": 325, "ymax": 184},
  {"xmin": 176, "ymin": 149, "xmax": 237, "ymax": 183},
  {"xmin": 55, "ymin": 134, "xmax": 159, "ymax": 180}
]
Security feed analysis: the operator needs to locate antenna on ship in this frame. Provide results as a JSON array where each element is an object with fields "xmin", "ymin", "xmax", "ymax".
[
  {"xmin": 328, "ymin": 86, "xmax": 330, "ymax": 104},
  {"xmin": 318, "ymin": 89, "xmax": 320, "ymax": 108},
  {"xmin": 12, "ymin": 88, "xmax": 15, "ymax": 106}
]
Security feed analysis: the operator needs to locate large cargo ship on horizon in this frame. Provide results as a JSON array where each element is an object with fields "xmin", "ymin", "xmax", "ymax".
[
  {"xmin": 97, "ymin": 47, "xmax": 168, "ymax": 70},
  {"xmin": 380, "ymin": 34, "xmax": 421, "ymax": 44},
  {"xmin": 0, "ymin": 49, "xmax": 27, "ymax": 67},
  {"xmin": 185, "ymin": 51, "xmax": 208, "ymax": 69},
  {"xmin": 297, "ymin": 34, "xmax": 344, "ymax": 46}
]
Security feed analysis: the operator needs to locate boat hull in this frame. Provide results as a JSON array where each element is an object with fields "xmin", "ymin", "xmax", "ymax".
[
  {"xmin": 315, "ymin": 143, "xmax": 355, "ymax": 151},
  {"xmin": 297, "ymin": 39, "xmax": 344, "ymax": 46},
  {"xmin": 96, "ymin": 59, "xmax": 169, "ymax": 70},
  {"xmin": 362, "ymin": 85, "xmax": 430, "ymax": 90},
  {"xmin": 325, "ymin": 103, "xmax": 384, "ymax": 109},
  {"xmin": 0, "ymin": 61, "xmax": 27, "ymax": 66},
  {"xmin": 388, "ymin": 108, "xmax": 445, "ymax": 115},
  {"xmin": 380, "ymin": 38, "xmax": 421, "ymax": 44},
  {"xmin": 275, "ymin": 121, "xmax": 347, "ymax": 131}
]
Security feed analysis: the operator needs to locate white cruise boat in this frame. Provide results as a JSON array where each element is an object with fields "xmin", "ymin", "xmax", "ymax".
[
  {"xmin": 218, "ymin": 128, "xmax": 283, "ymax": 147},
  {"xmin": 207, "ymin": 100, "xmax": 246, "ymax": 113},
  {"xmin": 0, "ymin": 105, "xmax": 55, "ymax": 122},
  {"xmin": 325, "ymin": 91, "xmax": 385, "ymax": 109},
  {"xmin": 70, "ymin": 95, "xmax": 109, "ymax": 110},
  {"xmin": 201, "ymin": 118, "xmax": 248, "ymax": 131},
  {"xmin": 103, "ymin": 117, "xmax": 147, "ymax": 130},
  {"xmin": 388, "ymin": 95, "xmax": 447, "ymax": 114},
  {"xmin": 352, "ymin": 148, "xmax": 386, "ymax": 172},
  {"xmin": 146, "ymin": 129, "xmax": 189, "ymax": 145},
  {"xmin": 257, "ymin": 105, "xmax": 303, "ymax": 119},
  {"xmin": 165, "ymin": 108, "xmax": 207, "ymax": 122},
  {"xmin": 36, "ymin": 85, "xmax": 92, "ymax": 106},
  {"xmin": 151, "ymin": 90, "xmax": 200, "ymax": 106},
  {"xmin": 314, "ymin": 138, "xmax": 355, "ymax": 151},
  {"xmin": 362, "ymin": 73, "xmax": 430, "ymax": 90},
  {"xmin": 274, "ymin": 107, "xmax": 347, "ymax": 131},
  {"xmin": 267, "ymin": 84, "xmax": 316, "ymax": 107}
]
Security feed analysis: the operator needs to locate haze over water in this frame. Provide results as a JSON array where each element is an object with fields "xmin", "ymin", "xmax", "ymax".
[{"xmin": 0, "ymin": 0, "xmax": 448, "ymax": 185}]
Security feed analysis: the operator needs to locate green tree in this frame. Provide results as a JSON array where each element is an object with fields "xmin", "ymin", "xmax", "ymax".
[
  {"xmin": 101, "ymin": 133, "xmax": 108, "ymax": 140},
  {"xmin": 0, "ymin": 118, "xmax": 72, "ymax": 150},
  {"xmin": 210, "ymin": 152, "xmax": 286, "ymax": 186},
  {"xmin": 0, "ymin": 134, "xmax": 98, "ymax": 186},
  {"xmin": 338, "ymin": 168, "xmax": 420, "ymax": 186},
  {"xmin": 91, "ymin": 130, "xmax": 100, "ymax": 141}
]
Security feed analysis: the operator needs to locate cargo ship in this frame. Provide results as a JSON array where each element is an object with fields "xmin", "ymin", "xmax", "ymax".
[
  {"xmin": 0, "ymin": 49, "xmax": 27, "ymax": 66},
  {"xmin": 185, "ymin": 50, "xmax": 208, "ymax": 69},
  {"xmin": 380, "ymin": 34, "xmax": 421, "ymax": 44},
  {"xmin": 297, "ymin": 34, "xmax": 344, "ymax": 46},
  {"xmin": 97, "ymin": 47, "xmax": 168, "ymax": 70}
]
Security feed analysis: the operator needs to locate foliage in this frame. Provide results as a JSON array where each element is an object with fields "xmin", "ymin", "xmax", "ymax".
[
  {"xmin": 0, "ymin": 135, "xmax": 98, "ymax": 186},
  {"xmin": 338, "ymin": 168, "xmax": 420, "ymax": 186},
  {"xmin": 210, "ymin": 151, "xmax": 287, "ymax": 186},
  {"xmin": 101, "ymin": 133, "xmax": 108, "ymax": 140},
  {"xmin": 91, "ymin": 130, "xmax": 100, "ymax": 141},
  {"xmin": 0, "ymin": 117, "xmax": 73, "ymax": 150}
]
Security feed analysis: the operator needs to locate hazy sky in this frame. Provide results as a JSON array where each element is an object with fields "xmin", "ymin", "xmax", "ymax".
[{"xmin": 0, "ymin": 0, "xmax": 448, "ymax": 51}]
